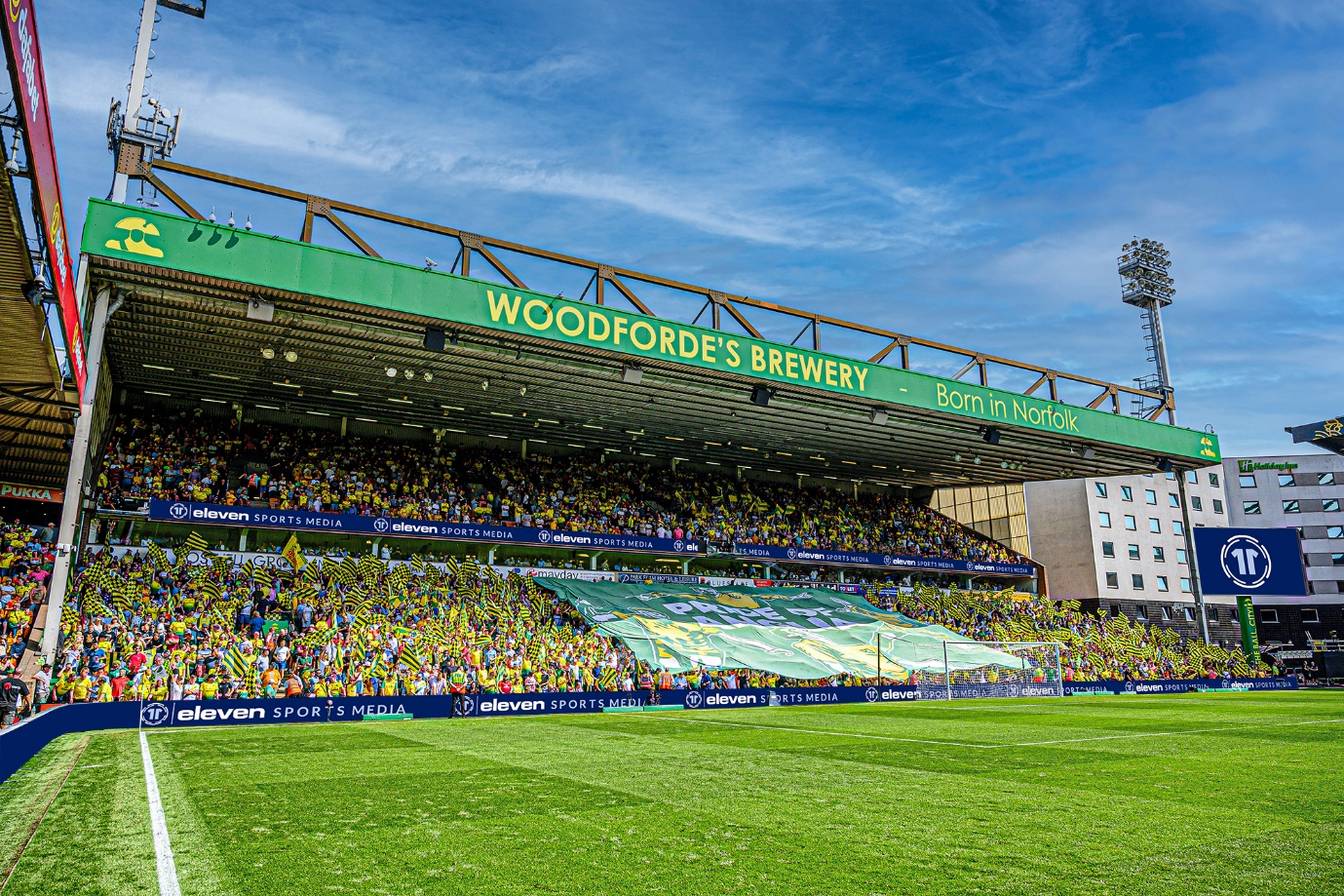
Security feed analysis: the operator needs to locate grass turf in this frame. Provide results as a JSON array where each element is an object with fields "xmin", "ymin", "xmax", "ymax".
[{"xmin": 1, "ymin": 691, "xmax": 1341, "ymax": 896}]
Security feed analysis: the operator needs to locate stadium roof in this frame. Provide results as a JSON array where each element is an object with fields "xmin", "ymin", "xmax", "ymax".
[
  {"xmin": 80, "ymin": 196, "xmax": 1220, "ymax": 490},
  {"xmin": 0, "ymin": 169, "xmax": 74, "ymax": 488},
  {"xmin": 1286, "ymin": 417, "xmax": 1344, "ymax": 456}
]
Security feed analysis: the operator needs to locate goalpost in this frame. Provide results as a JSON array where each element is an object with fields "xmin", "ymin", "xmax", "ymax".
[{"xmin": 876, "ymin": 636, "xmax": 1063, "ymax": 700}]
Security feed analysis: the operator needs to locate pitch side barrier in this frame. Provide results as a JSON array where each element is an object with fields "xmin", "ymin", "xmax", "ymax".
[{"xmin": 0, "ymin": 678, "xmax": 1297, "ymax": 784}]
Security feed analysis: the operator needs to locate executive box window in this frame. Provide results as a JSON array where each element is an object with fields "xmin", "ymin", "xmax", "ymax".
[
  {"xmin": 1260, "ymin": 608, "xmax": 1279, "ymax": 624},
  {"xmin": 1136, "ymin": 603, "xmax": 1149, "ymax": 620},
  {"xmin": 1124, "ymin": 515, "xmax": 1137, "ymax": 531},
  {"xmin": 1105, "ymin": 572, "xmax": 1119, "ymax": 589},
  {"xmin": 1213, "ymin": 498, "xmax": 1224, "ymax": 514},
  {"xmin": 1182, "ymin": 606, "xmax": 1195, "ymax": 622},
  {"xmin": 1098, "ymin": 511, "xmax": 1112, "ymax": 528},
  {"xmin": 1239, "ymin": 474, "xmax": 1256, "ymax": 488},
  {"xmin": 1302, "ymin": 608, "xmax": 1321, "ymax": 624},
  {"xmin": 1243, "ymin": 501, "xmax": 1262, "ymax": 515},
  {"xmin": 1325, "ymin": 499, "xmax": 1341, "ymax": 513},
  {"xmin": 1127, "ymin": 544, "xmax": 1141, "ymax": 560},
  {"xmin": 1148, "ymin": 518, "xmax": 1161, "ymax": 533},
  {"xmin": 1320, "ymin": 472, "xmax": 1337, "ymax": 487},
  {"xmin": 1283, "ymin": 499, "xmax": 1301, "ymax": 514},
  {"xmin": 1095, "ymin": 482, "xmax": 1108, "ymax": 498},
  {"xmin": 1278, "ymin": 473, "xmax": 1295, "ymax": 487},
  {"xmin": 1121, "ymin": 485, "xmax": 1133, "ymax": 502},
  {"xmin": 1153, "ymin": 546, "xmax": 1165, "ymax": 562},
  {"xmin": 1132, "ymin": 573, "xmax": 1145, "ymax": 590},
  {"xmin": 1145, "ymin": 489, "xmax": 1157, "ymax": 505},
  {"xmin": 1157, "ymin": 577, "xmax": 1170, "ymax": 593},
  {"xmin": 1102, "ymin": 541, "xmax": 1115, "ymax": 558}
]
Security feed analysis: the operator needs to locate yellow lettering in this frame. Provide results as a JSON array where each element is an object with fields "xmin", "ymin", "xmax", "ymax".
[
  {"xmin": 854, "ymin": 367, "xmax": 868, "ymax": 391},
  {"xmin": 767, "ymin": 348, "xmax": 784, "ymax": 377},
  {"xmin": 589, "ymin": 313, "xmax": 610, "ymax": 343},
  {"xmin": 725, "ymin": 340, "xmax": 740, "ymax": 367},
  {"xmin": 679, "ymin": 329, "xmax": 699, "ymax": 359},
  {"xmin": 612, "ymin": 316, "xmax": 630, "ymax": 345},
  {"xmin": 555, "ymin": 305, "xmax": 585, "ymax": 337},
  {"xmin": 659, "ymin": 325, "xmax": 676, "ymax": 356},
  {"xmin": 800, "ymin": 354, "xmax": 823, "ymax": 382},
  {"xmin": 700, "ymin": 333, "xmax": 717, "ymax": 364},
  {"xmin": 750, "ymin": 345, "xmax": 766, "ymax": 371},
  {"xmin": 838, "ymin": 365, "xmax": 853, "ymax": 390},
  {"xmin": 486, "ymin": 290, "xmax": 522, "ymax": 325},
  {"xmin": 784, "ymin": 351, "xmax": 799, "ymax": 381},
  {"xmin": 630, "ymin": 320, "xmax": 657, "ymax": 351},
  {"xmin": 522, "ymin": 299, "xmax": 553, "ymax": 331},
  {"xmin": 823, "ymin": 358, "xmax": 838, "ymax": 386}
]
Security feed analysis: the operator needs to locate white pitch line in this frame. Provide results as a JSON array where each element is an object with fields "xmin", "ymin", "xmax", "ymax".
[
  {"xmin": 139, "ymin": 732, "xmax": 182, "ymax": 896},
  {"xmin": 989, "ymin": 716, "xmax": 1344, "ymax": 748}
]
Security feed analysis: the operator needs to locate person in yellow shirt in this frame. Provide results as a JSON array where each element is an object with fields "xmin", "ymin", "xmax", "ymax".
[
  {"xmin": 96, "ymin": 676, "xmax": 113, "ymax": 702},
  {"xmin": 201, "ymin": 675, "xmax": 219, "ymax": 700},
  {"xmin": 72, "ymin": 673, "xmax": 92, "ymax": 702}
]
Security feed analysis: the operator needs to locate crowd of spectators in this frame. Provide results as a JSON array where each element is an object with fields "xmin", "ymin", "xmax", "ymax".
[
  {"xmin": 1, "ymin": 522, "xmax": 53, "ymax": 675},
  {"xmin": 94, "ymin": 410, "xmax": 1026, "ymax": 566}
]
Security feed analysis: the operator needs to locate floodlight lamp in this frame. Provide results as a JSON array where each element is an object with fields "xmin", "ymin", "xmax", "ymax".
[
  {"xmin": 260, "ymin": 347, "xmax": 275, "ymax": 360},
  {"xmin": 385, "ymin": 367, "xmax": 397, "ymax": 377}
]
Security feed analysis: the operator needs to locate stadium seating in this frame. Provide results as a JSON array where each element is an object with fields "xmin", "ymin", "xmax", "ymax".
[
  {"xmin": 41, "ymin": 543, "xmax": 1263, "ymax": 704},
  {"xmin": 0, "ymin": 522, "xmax": 54, "ymax": 676},
  {"xmin": 94, "ymin": 410, "xmax": 1025, "ymax": 565}
]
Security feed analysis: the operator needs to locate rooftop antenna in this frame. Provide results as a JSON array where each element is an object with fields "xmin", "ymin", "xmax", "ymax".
[{"xmin": 107, "ymin": 1, "xmax": 207, "ymax": 203}]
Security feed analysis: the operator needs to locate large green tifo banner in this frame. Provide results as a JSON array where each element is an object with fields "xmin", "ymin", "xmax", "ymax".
[{"xmin": 537, "ymin": 579, "xmax": 1023, "ymax": 679}]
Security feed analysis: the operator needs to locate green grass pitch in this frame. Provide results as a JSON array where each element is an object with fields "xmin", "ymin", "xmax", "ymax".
[{"xmin": 2, "ymin": 692, "xmax": 1341, "ymax": 896}]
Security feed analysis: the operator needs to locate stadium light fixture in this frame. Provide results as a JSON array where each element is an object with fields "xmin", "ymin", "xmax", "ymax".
[
  {"xmin": 404, "ymin": 369, "xmax": 415, "ymax": 379},
  {"xmin": 482, "ymin": 379, "xmax": 490, "ymax": 391},
  {"xmin": 255, "ymin": 403, "xmax": 280, "ymax": 410},
  {"xmin": 355, "ymin": 417, "xmax": 379, "ymax": 423},
  {"xmin": 261, "ymin": 348, "xmax": 276, "ymax": 360},
  {"xmin": 973, "ymin": 455, "xmax": 982, "ymax": 465},
  {"xmin": 621, "ymin": 363, "xmax": 643, "ymax": 385},
  {"xmin": 142, "ymin": 363, "xmax": 174, "ymax": 371},
  {"xmin": 331, "ymin": 389, "xmax": 360, "ymax": 397},
  {"xmin": 870, "ymin": 408, "xmax": 888, "ymax": 426},
  {"xmin": 750, "ymin": 385, "xmax": 773, "ymax": 407},
  {"xmin": 388, "ymin": 397, "xmax": 413, "ymax": 404},
  {"xmin": 424, "ymin": 372, "xmax": 434, "ymax": 383},
  {"xmin": 284, "ymin": 350, "xmax": 298, "ymax": 363},
  {"xmin": 208, "ymin": 372, "xmax": 240, "ymax": 381},
  {"xmin": 200, "ymin": 397, "xmax": 226, "ymax": 404},
  {"xmin": 1081, "ymin": 446, "xmax": 1097, "ymax": 460},
  {"xmin": 441, "ymin": 404, "xmax": 465, "ymax": 411},
  {"xmin": 272, "ymin": 380, "xmax": 300, "ymax": 388},
  {"xmin": 385, "ymin": 367, "xmax": 397, "ymax": 377}
]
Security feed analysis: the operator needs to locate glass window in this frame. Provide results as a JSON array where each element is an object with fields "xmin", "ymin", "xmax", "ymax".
[
  {"xmin": 1094, "ymin": 481, "xmax": 1108, "ymax": 498},
  {"xmin": 1145, "ymin": 489, "xmax": 1157, "ymax": 505},
  {"xmin": 1108, "ymin": 604, "xmax": 1121, "ymax": 617},
  {"xmin": 1319, "ymin": 472, "xmax": 1336, "ymax": 487},
  {"xmin": 1243, "ymin": 501, "xmax": 1262, "ymax": 515},
  {"xmin": 1325, "ymin": 498, "xmax": 1341, "ymax": 513},
  {"xmin": 1132, "ymin": 574, "xmax": 1145, "ymax": 590},
  {"xmin": 1101, "ymin": 541, "xmax": 1115, "ymax": 558},
  {"xmin": 1098, "ymin": 511, "xmax": 1112, "ymax": 528},
  {"xmin": 1303, "ymin": 608, "xmax": 1320, "ymax": 624},
  {"xmin": 1282, "ymin": 500, "xmax": 1300, "ymax": 514},
  {"xmin": 1168, "ymin": 493, "xmax": 1179, "ymax": 508},
  {"xmin": 1165, "ymin": 471, "xmax": 1176, "ymax": 481},
  {"xmin": 1182, "ymin": 606, "xmax": 1195, "ymax": 622},
  {"xmin": 1136, "ymin": 603, "xmax": 1149, "ymax": 619},
  {"xmin": 1238, "ymin": 474, "xmax": 1256, "ymax": 488},
  {"xmin": 1209, "ymin": 472, "xmax": 1220, "ymax": 488},
  {"xmin": 1329, "ymin": 526, "xmax": 1344, "ymax": 539},
  {"xmin": 1157, "ymin": 576, "xmax": 1169, "ymax": 593},
  {"xmin": 1153, "ymin": 546, "xmax": 1165, "ymax": 562},
  {"xmin": 1180, "ymin": 578, "xmax": 1192, "ymax": 593},
  {"xmin": 1105, "ymin": 572, "xmax": 1119, "ymax": 589},
  {"xmin": 1160, "ymin": 605, "xmax": 1172, "ymax": 619},
  {"xmin": 1148, "ymin": 518, "xmax": 1161, "ymax": 533},
  {"xmin": 1127, "ymin": 544, "xmax": 1140, "ymax": 560},
  {"xmin": 1120, "ymin": 485, "xmax": 1133, "ymax": 502},
  {"xmin": 1123, "ymin": 515, "xmax": 1136, "ymax": 530},
  {"xmin": 1333, "ymin": 553, "xmax": 1344, "ymax": 566},
  {"xmin": 1213, "ymin": 498, "xmax": 1223, "ymax": 514},
  {"xmin": 1177, "ymin": 548, "xmax": 1188, "ymax": 564},
  {"xmin": 1186, "ymin": 471, "xmax": 1198, "ymax": 484},
  {"xmin": 1173, "ymin": 521, "xmax": 1184, "ymax": 537},
  {"xmin": 1190, "ymin": 496, "xmax": 1203, "ymax": 511},
  {"xmin": 1278, "ymin": 473, "xmax": 1295, "ymax": 487},
  {"xmin": 1260, "ymin": 608, "xmax": 1279, "ymax": 624}
]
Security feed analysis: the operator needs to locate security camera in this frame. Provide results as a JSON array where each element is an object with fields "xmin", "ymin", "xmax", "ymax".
[{"xmin": 3, "ymin": 157, "xmax": 18, "ymax": 175}]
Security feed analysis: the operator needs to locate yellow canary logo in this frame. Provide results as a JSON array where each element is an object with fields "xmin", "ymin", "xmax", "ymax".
[
  {"xmin": 715, "ymin": 593, "xmax": 759, "ymax": 609},
  {"xmin": 104, "ymin": 216, "xmax": 164, "ymax": 258}
]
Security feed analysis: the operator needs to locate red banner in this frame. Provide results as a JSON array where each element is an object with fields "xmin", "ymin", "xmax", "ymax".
[{"xmin": 2, "ymin": 0, "xmax": 85, "ymax": 396}]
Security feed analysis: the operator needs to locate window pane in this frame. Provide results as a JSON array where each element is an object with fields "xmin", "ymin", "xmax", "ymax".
[
  {"xmin": 1278, "ymin": 473, "xmax": 1295, "ymax": 487},
  {"xmin": 1324, "ymin": 499, "xmax": 1341, "ymax": 513},
  {"xmin": 1148, "ymin": 518, "xmax": 1161, "ymax": 533},
  {"xmin": 1243, "ymin": 501, "xmax": 1261, "ymax": 515},
  {"xmin": 1145, "ymin": 490, "xmax": 1157, "ymax": 505},
  {"xmin": 1186, "ymin": 471, "xmax": 1198, "ymax": 484},
  {"xmin": 1303, "ymin": 608, "xmax": 1320, "ymax": 623},
  {"xmin": 1332, "ymin": 552, "xmax": 1344, "ymax": 566},
  {"xmin": 1105, "ymin": 572, "xmax": 1118, "ymax": 588},
  {"xmin": 1328, "ymin": 526, "xmax": 1344, "ymax": 539},
  {"xmin": 1213, "ymin": 499, "xmax": 1223, "ymax": 514},
  {"xmin": 1191, "ymin": 496, "xmax": 1202, "ymax": 511},
  {"xmin": 1282, "ymin": 500, "xmax": 1300, "ymax": 514},
  {"xmin": 1168, "ymin": 493, "xmax": 1179, "ymax": 508},
  {"xmin": 1153, "ymin": 546, "xmax": 1165, "ymax": 561},
  {"xmin": 1095, "ymin": 481, "xmax": 1108, "ymax": 498},
  {"xmin": 1098, "ymin": 511, "xmax": 1111, "ymax": 528},
  {"xmin": 1239, "ymin": 474, "xmax": 1256, "ymax": 488},
  {"xmin": 1128, "ymin": 544, "xmax": 1140, "ymax": 560},
  {"xmin": 1132, "ymin": 574, "xmax": 1144, "ymax": 590},
  {"xmin": 1180, "ymin": 578, "xmax": 1192, "ymax": 593},
  {"xmin": 1173, "ymin": 521, "xmax": 1184, "ymax": 536},
  {"xmin": 1177, "ymin": 548, "xmax": 1188, "ymax": 564},
  {"xmin": 1209, "ymin": 473, "xmax": 1219, "ymax": 487},
  {"xmin": 1183, "ymin": 606, "xmax": 1194, "ymax": 621},
  {"xmin": 1157, "ymin": 576, "xmax": 1169, "ymax": 592},
  {"xmin": 1319, "ymin": 472, "xmax": 1336, "ymax": 487},
  {"xmin": 1136, "ymin": 603, "xmax": 1149, "ymax": 619},
  {"xmin": 1102, "ymin": 541, "xmax": 1115, "ymax": 558},
  {"xmin": 1124, "ymin": 515, "xmax": 1136, "ymax": 530},
  {"xmin": 1121, "ymin": 486, "xmax": 1132, "ymax": 501}
]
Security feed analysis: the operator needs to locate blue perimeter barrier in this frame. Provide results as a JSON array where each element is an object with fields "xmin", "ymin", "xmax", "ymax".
[{"xmin": 0, "ymin": 676, "xmax": 1297, "ymax": 784}]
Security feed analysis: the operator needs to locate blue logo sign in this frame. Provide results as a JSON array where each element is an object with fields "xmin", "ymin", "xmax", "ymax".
[{"xmin": 1193, "ymin": 527, "xmax": 1307, "ymax": 597}]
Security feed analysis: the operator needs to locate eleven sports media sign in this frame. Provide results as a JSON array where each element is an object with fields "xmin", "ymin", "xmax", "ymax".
[{"xmin": 81, "ymin": 200, "xmax": 1219, "ymax": 462}]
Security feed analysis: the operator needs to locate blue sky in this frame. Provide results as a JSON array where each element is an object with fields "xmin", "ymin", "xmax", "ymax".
[{"xmin": 37, "ymin": 0, "xmax": 1344, "ymax": 457}]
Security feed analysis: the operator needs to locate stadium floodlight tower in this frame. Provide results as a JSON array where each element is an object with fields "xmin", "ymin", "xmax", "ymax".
[
  {"xmin": 1118, "ymin": 238, "xmax": 1209, "ymax": 643},
  {"xmin": 106, "ymin": 0, "xmax": 207, "ymax": 204}
]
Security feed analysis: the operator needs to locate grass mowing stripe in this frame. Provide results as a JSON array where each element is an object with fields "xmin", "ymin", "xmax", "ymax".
[
  {"xmin": 139, "ymin": 733, "xmax": 181, "ymax": 896},
  {"xmin": 992, "ymin": 716, "xmax": 1344, "ymax": 747},
  {"xmin": 637, "ymin": 712, "xmax": 998, "ymax": 747},
  {"xmin": 0, "ymin": 735, "xmax": 90, "ymax": 895}
]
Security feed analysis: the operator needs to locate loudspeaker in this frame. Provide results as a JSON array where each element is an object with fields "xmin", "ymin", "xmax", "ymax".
[
  {"xmin": 424, "ymin": 326, "xmax": 446, "ymax": 352},
  {"xmin": 750, "ymin": 385, "xmax": 772, "ymax": 407}
]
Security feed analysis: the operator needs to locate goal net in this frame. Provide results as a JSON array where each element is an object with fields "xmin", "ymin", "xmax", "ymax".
[{"xmin": 877, "ymin": 638, "xmax": 1063, "ymax": 700}]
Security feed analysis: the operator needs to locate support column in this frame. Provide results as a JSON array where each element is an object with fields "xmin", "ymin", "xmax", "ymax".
[
  {"xmin": 42, "ymin": 286, "xmax": 113, "ymax": 660},
  {"xmin": 1177, "ymin": 472, "xmax": 1211, "ymax": 644}
]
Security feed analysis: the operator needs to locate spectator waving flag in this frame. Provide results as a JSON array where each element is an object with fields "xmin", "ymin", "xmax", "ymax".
[{"xmin": 281, "ymin": 533, "xmax": 307, "ymax": 572}]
